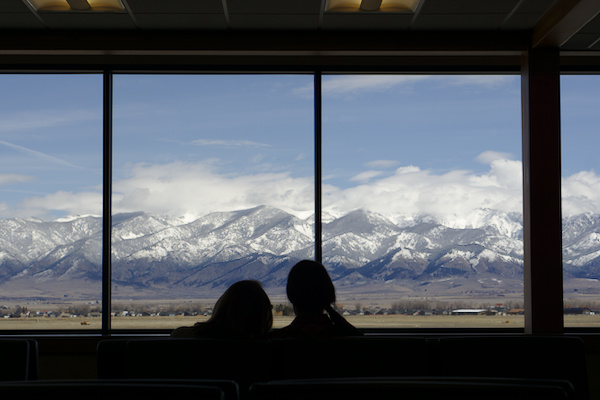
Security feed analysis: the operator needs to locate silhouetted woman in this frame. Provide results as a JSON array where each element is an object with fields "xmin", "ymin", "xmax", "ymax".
[
  {"xmin": 171, "ymin": 279, "xmax": 273, "ymax": 339},
  {"xmin": 271, "ymin": 260, "xmax": 362, "ymax": 338}
]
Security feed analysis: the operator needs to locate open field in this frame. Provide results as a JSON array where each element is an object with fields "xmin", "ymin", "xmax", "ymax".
[{"xmin": 2, "ymin": 314, "xmax": 600, "ymax": 330}]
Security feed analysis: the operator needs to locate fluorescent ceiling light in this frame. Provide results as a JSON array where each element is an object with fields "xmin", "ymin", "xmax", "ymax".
[
  {"xmin": 326, "ymin": 0, "xmax": 420, "ymax": 12},
  {"xmin": 26, "ymin": 0, "xmax": 125, "ymax": 12}
]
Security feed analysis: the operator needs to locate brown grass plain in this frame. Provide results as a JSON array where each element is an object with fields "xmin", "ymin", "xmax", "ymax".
[{"xmin": 2, "ymin": 314, "xmax": 600, "ymax": 330}]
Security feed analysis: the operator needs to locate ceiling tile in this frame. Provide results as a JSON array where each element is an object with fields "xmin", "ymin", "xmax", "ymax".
[
  {"xmin": 0, "ymin": 0, "xmax": 32, "ymax": 12},
  {"xmin": 590, "ymin": 40, "xmax": 600, "ymax": 50},
  {"xmin": 228, "ymin": 13, "xmax": 320, "ymax": 29},
  {"xmin": 501, "ymin": 13, "xmax": 543, "ymax": 30},
  {"xmin": 419, "ymin": 0, "xmax": 520, "ymax": 15},
  {"xmin": 226, "ymin": 0, "xmax": 322, "ymax": 14},
  {"xmin": 514, "ymin": 0, "xmax": 556, "ymax": 14},
  {"xmin": 39, "ymin": 13, "xmax": 137, "ymax": 29},
  {"xmin": 125, "ymin": 0, "xmax": 223, "ymax": 14},
  {"xmin": 563, "ymin": 34, "xmax": 600, "ymax": 50},
  {"xmin": 579, "ymin": 14, "xmax": 600, "ymax": 34},
  {"xmin": 134, "ymin": 14, "xmax": 227, "ymax": 30},
  {"xmin": 412, "ymin": 14, "xmax": 506, "ymax": 30},
  {"xmin": 562, "ymin": 33, "xmax": 600, "ymax": 50},
  {"xmin": 0, "ymin": 14, "xmax": 45, "ymax": 28},
  {"xmin": 322, "ymin": 13, "xmax": 413, "ymax": 30}
]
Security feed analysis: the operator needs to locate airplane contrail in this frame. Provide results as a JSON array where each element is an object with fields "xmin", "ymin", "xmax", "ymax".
[{"xmin": 0, "ymin": 139, "xmax": 84, "ymax": 170}]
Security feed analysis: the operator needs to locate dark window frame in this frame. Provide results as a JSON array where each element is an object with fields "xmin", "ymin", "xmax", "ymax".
[{"xmin": 0, "ymin": 52, "xmax": 596, "ymax": 335}]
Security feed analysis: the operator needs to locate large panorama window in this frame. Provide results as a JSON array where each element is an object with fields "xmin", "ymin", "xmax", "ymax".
[
  {"xmin": 0, "ymin": 72, "xmax": 542, "ymax": 331},
  {"xmin": 322, "ymin": 74, "xmax": 523, "ymax": 328},
  {"xmin": 0, "ymin": 74, "xmax": 102, "ymax": 329},
  {"xmin": 111, "ymin": 74, "xmax": 314, "ymax": 329},
  {"xmin": 561, "ymin": 74, "xmax": 600, "ymax": 327}
]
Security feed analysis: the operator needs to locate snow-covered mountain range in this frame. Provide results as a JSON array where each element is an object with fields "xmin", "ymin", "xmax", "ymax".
[{"xmin": 1, "ymin": 206, "xmax": 599, "ymax": 300}]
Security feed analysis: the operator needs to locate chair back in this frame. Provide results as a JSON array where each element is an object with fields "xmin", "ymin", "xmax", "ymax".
[
  {"xmin": 268, "ymin": 337, "xmax": 432, "ymax": 380},
  {"xmin": 0, "ymin": 338, "xmax": 39, "ymax": 380}
]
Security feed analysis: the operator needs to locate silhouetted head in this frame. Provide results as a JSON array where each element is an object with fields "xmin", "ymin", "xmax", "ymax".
[
  {"xmin": 199, "ymin": 280, "xmax": 273, "ymax": 339},
  {"xmin": 286, "ymin": 260, "xmax": 336, "ymax": 315}
]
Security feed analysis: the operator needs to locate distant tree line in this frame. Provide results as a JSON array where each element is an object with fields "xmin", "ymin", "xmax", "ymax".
[
  {"xmin": 382, "ymin": 299, "xmax": 526, "ymax": 314},
  {"xmin": 274, "ymin": 303, "xmax": 294, "ymax": 316},
  {"xmin": 112, "ymin": 302, "xmax": 207, "ymax": 315},
  {"xmin": 6, "ymin": 298, "xmax": 600, "ymax": 318},
  {"xmin": 564, "ymin": 299, "xmax": 600, "ymax": 309}
]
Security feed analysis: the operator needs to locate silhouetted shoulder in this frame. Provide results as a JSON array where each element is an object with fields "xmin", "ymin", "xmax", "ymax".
[
  {"xmin": 170, "ymin": 326, "xmax": 195, "ymax": 338},
  {"xmin": 270, "ymin": 314, "xmax": 361, "ymax": 338}
]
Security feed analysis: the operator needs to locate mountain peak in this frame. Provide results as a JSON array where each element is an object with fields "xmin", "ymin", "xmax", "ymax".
[
  {"xmin": 1, "ymin": 206, "xmax": 599, "ymax": 299},
  {"xmin": 325, "ymin": 208, "xmax": 399, "ymax": 237}
]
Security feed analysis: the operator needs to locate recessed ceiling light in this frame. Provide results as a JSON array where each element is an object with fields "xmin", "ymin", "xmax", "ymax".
[
  {"xmin": 26, "ymin": 0, "xmax": 125, "ymax": 12},
  {"xmin": 326, "ymin": 0, "xmax": 420, "ymax": 13}
]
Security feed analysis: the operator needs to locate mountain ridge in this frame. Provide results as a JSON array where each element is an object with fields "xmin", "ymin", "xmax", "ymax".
[{"xmin": 1, "ymin": 206, "xmax": 599, "ymax": 300}]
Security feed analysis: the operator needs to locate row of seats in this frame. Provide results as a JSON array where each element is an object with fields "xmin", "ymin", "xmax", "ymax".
[
  {"xmin": 0, "ymin": 379, "xmax": 231, "ymax": 400},
  {"xmin": 248, "ymin": 377, "xmax": 575, "ymax": 400},
  {"xmin": 0, "ymin": 338, "xmax": 39, "ymax": 380},
  {"xmin": 96, "ymin": 335, "xmax": 589, "ymax": 400},
  {"xmin": 0, "ymin": 335, "xmax": 588, "ymax": 400},
  {"xmin": 0, "ymin": 377, "xmax": 574, "ymax": 400}
]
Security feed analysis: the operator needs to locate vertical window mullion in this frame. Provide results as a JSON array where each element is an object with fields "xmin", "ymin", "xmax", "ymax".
[
  {"xmin": 102, "ymin": 69, "xmax": 113, "ymax": 335},
  {"xmin": 521, "ymin": 49, "xmax": 564, "ymax": 334},
  {"xmin": 315, "ymin": 71, "xmax": 323, "ymax": 264}
]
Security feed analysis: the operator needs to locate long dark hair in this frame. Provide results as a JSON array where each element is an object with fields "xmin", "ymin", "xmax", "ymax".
[{"xmin": 193, "ymin": 280, "xmax": 273, "ymax": 339}]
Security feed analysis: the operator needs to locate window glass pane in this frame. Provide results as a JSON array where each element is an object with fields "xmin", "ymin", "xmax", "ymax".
[
  {"xmin": 561, "ymin": 75, "xmax": 600, "ymax": 327},
  {"xmin": 322, "ymin": 74, "xmax": 523, "ymax": 328},
  {"xmin": 0, "ymin": 74, "xmax": 103, "ymax": 329},
  {"xmin": 112, "ymin": 74, "xmax": 313, "ymax": 329}
]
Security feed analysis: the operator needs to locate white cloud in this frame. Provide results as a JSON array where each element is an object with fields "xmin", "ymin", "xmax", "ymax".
[
  {"xmin": 476, "ymin": 151, "xmax": 513, "ymax": 164},
  {"xmin": 292, "ymin": 75, "xmax": 427, "ymax": 97},
  {"xmin": 562, "ymin": 170, "xmax": 600, "ymax": 216},
  {"xmin": 17, "ymin": 190, "xmax": 102, "ymax": 218},
  {"xmin": 0, "ymin": 202, "xmax": 10, "ymax": 216},
  {"xmin": 322, "ymin": 75, "xmax": 428, "ymax": 96},
  {"xmin": 365, "ymin": 159, "xmax": 399, "ymax": 169},
  {"xmin": 193, "ymin": 139, "xmax": 271, "ymax": 148},
  {"xmin": 7, "ymin": 152, "xmax": 600, "ymax": 223},
  {"xmin": 443, "ymin": 75, "xmax": 517, "ymax": 88},
  {"xmin": 350, "ymin": 170, "xmax": 384, "ymax": 183},
  {"xmin": 3, "ymin": 156, "xmax": 521, "ymax": 221},
  {"xmin": 0, "ymin": 173, "xmax": 33, "ymax": 186},
  {"xmin": 324, "ymin": 155, "xmax": 524, "ymax": 224},
  {"xmin": 111, "ymin": 161, "xmax": 314, "ymax": 219},
  {"xmin": 292, "ymin": 75, "xmax": 518, "ymax": 97},
  {"xmin": 0, "ymin": 110, "xmax": 97, "ymax": 133}
]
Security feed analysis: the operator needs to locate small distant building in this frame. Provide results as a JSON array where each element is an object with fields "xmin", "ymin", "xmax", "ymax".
[
  {"xmin": 507, "ymin": 308, "xmax": 525, "ymax": 315},
  {"xmin": 564, "ymin": 307, "xmax": 593, "ymax": 315},
  {"xmin": 451, "ymin": 309, "xmax": 487, "ymax": 315}
]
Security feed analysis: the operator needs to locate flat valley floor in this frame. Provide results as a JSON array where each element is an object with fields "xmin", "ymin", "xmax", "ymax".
[{"xmin": 1, "ymin": 314, "xmax": 599, "ymax": 330}]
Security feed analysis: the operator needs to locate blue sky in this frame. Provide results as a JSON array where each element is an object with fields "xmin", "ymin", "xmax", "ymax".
[
  {"xmin": 561, "ymin": 75, "xmax": 600, "ymax": 175},
  {"xmin": 0, "ymin": 73, "xmax": 598, "ymax": 223}
]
